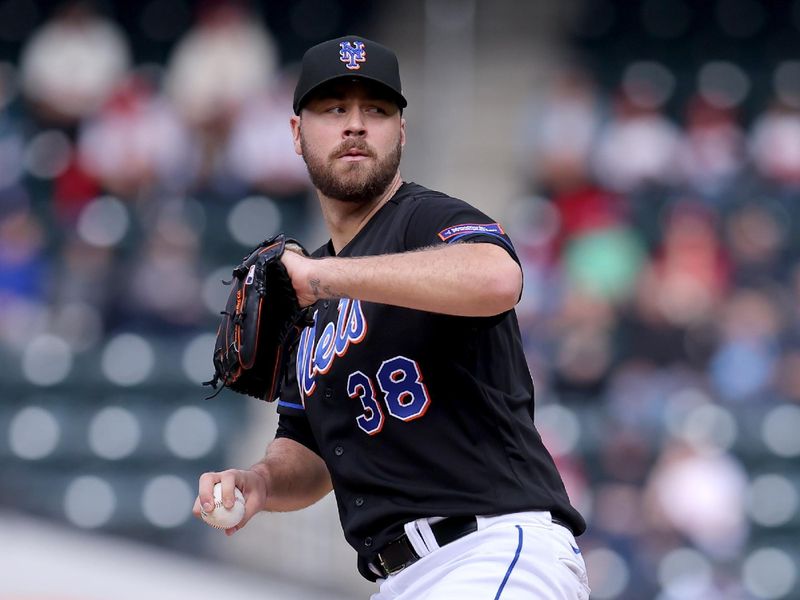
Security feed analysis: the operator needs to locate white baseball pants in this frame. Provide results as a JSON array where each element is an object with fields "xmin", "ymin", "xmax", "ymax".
[{"xmin": 370, "ymin": 511, "xmax": 591, "ymax": 600}]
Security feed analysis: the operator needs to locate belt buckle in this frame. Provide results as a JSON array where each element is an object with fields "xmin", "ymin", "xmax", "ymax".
[{"xmin": 378, "ymin": 553, "xmax": 406, "ymax": 577}]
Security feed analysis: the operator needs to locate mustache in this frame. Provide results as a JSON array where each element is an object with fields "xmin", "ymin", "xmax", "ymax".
[{"xmin": 330, "ymin": 140, "xmax": 376, "ymax": 160}]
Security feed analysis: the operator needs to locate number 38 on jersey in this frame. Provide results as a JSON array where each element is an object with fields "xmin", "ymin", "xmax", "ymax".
[
  {"xmin": 348, "ymin": 356, "xmax": 431, "ymax": 435},
  {"xmin": 296, "ymin": 299, "xmax": 432, "ymax": 436}
]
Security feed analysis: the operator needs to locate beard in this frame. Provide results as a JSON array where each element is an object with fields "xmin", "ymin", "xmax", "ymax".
[{"xmin": 300, "ymin": 134, "xmax": 402, "ymax": 204}]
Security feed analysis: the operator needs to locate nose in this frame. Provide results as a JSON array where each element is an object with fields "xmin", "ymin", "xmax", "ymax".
[{"xmin": 343, "ymin": 109, "xmax": 366, "ymax": 138}]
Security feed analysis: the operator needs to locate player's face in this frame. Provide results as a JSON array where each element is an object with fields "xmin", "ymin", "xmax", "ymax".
[{"xmin": 291, "ymin": 80, "xmax": 406, "ymax": 203}]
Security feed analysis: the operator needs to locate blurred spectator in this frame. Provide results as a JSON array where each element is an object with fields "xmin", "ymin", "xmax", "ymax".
[
  {"xmin": 678, "ymin": 96, "xmax": 745, "ymax": 202},
  {"xmin": 723, "ymin": 201, "xmax": 788, "ymax": 285},
  {"xmin": 592, "ymin": 87, "xmax": 682, "ymax": 193},
  {"xmin": 561, "ymin": 222, "xmax": 645, "ymax": 302},
  {"xmin": 599, "ymin": 424, "xmax": 655, "ymax": 484},
  {"xmin": 522, "ymin": 68, "xmax": 601, "ymax": 194},
  {"xmin": 710, "ymin": 288, "xmax": 782, "ymax": 403},
  {"xmin": 592, "ymin": 482, "xmax": 647, "ymax": 540},
  {"xmin": 604, "ymin": 362, "xmax": 695, "ymax": 432},
  {"xmin": 115, "ymin": 210, "xmax": 203, "ymax": 332},
  {"xmin": 224, "ymin": 76, "xmax": 309, "ymax": 197},
  {"xmin": 549, "ymin": 288, "xmax": 617, "ymax": 397},
  {"xmin": 0, "ymin": 203, "xmax": 47, "ymax": 300},
  {"xmin": 646, "ymin": 204, "xmax": 728, "ymax": 327},
  {"xmin": 0, "ymin": 202, "xmax": 49, "ymax": 348},
  {"xmin": 749, "ymin": 99, "xmax": 800, "ymax": 188},
  {"xmin": 53, "ymin": 234, "xmax": 113, "ymax": 306},
  {"xmin": 163, "ymin": 1, "xmax": 278, "ymax": 196},
  {"xmin": 51, "ymin": 150, "xmax": 101, "ymax": 225},
  {"xmin": 617, "ymin": 204, "xmax": 726, "ymax": 368},
  {"xmin": 19, "ymin": 0, "xmax": 130, "ymax": 125},
  {"xmin": 166, "ymin": 2, "xmax": 276, "ymax": 127},
  {"xmin": 643, "ymin": 439, "xmax": 748, "ymax": 561},
  {"xmin": 224, "ymin": 73, "xmax": 312, "ymax": 231},
  {"xmin": 78, "ymin": 73, "xmax": 195, "ymax": 199}
]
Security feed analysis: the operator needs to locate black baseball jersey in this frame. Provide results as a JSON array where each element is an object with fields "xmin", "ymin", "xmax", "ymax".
[{"xmin": 275, "ymin": 182, "xmax": 585, "ymax": 579}]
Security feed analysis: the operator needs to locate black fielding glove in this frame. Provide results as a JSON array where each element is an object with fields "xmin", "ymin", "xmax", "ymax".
[{"xmin": 204, "ymin": 234, "xmax": 313, "ymax": 402}]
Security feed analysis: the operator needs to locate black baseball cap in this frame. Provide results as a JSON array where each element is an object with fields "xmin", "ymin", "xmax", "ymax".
[{"xmin": 293, "ymin": 35, "xmax": 407, "ymax": 115}]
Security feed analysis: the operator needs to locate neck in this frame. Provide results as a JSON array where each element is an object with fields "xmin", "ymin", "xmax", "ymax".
[{"xmin": 318, "ymin": 172, "xmax": 404, "ymax": 253}]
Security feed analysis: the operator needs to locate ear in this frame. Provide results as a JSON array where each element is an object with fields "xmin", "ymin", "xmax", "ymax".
[
  {"xmin": 400, "ymin": 117, "xmax": 406, "ymax": 147},
  {"xmin": 290, "ymin": 115, "xmax": 302, "ymax": 155}
]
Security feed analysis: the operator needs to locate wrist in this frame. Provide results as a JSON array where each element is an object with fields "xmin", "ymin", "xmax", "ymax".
[
  {"xmin": 250, "ymin": 463, "xmax": 271, "ymax": 510},
  {"xmin": 310, "ymin": 257, "xmax": 350, "ymax": 301}
]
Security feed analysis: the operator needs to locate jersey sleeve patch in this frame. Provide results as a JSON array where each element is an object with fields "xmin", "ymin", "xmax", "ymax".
[{"xmin": 438, "ymin": 223, "xmax": 505, "ymax": 242}]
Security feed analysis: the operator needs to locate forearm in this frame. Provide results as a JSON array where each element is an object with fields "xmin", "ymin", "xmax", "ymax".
[
  {"xmin": 252, "ymin": 437, "xmax": 332, "ymax": 512},
  {"xmin": 307, "ymin": 243, "xmax": 522, "ymax": 317}
]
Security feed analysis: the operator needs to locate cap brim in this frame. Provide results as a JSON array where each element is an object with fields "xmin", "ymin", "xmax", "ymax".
[{"xmin": 294, "ymin": 73, "xmax": 407, "ymax": 114}]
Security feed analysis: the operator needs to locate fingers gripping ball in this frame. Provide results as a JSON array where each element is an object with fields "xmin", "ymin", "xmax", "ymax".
[{"xmin": 201, "ymin": 483, "xmax": 245, "ymax": 530}]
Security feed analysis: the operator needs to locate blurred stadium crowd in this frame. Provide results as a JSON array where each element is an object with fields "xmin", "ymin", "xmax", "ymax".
[
  {"xmin": 2, "ymin": 0, "xmax": 800, "ymax": 599},
  {"xmin": 510, "ymin": 1, "xmax": 800, "ymax": 598}
]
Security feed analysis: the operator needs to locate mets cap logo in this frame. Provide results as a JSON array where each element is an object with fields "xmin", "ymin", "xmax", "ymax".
[{"xmin": 339, "ymin": 40, "xmax": 366, "ymax": 70}]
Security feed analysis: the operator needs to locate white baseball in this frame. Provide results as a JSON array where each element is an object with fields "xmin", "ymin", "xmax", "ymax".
[{"xmin": 201, "ymin": 483, "xmax": 245, "ymax": 530}]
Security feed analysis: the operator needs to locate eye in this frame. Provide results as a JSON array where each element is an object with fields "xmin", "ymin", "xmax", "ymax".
[
  {"xmin": 366, "ymin": 106, "xmax": 388, "ymax": 115},
  {"xmin": 327, "ymin": 106, "xmax": 346, "ymax": 115}
]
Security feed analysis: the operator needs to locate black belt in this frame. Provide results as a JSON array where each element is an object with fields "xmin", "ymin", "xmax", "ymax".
[
  {"xmin": 373, "ymin": 515, "xmax": 574, "ymax": 578},
  {"xmin": 374, "ymin": 516, "xmax": 477, "ymax": 577}
]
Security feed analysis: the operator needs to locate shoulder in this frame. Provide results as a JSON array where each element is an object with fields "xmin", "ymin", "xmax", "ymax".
[
  {"xmin": 393, "ymin": 182, "xmax": 515, "ymax": 255},
  {"xmin": 392, "ymin": 182, "xmax": 478, "ymax": 216}
]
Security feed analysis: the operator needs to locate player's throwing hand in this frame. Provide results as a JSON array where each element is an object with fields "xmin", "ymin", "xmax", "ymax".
[{"xmin": 193, "ymin": 469, "xmax": 268, "ymax": 536}]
